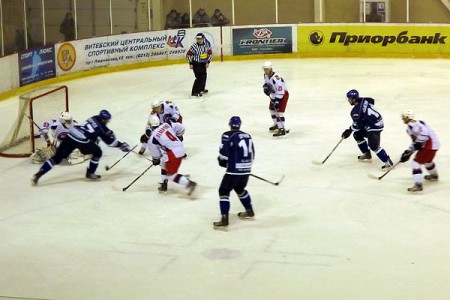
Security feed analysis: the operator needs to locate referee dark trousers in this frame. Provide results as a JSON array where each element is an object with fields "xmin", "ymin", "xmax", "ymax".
[{"xmin": 192, "ymin": 61, "xmax": 207, "ymax": 95}]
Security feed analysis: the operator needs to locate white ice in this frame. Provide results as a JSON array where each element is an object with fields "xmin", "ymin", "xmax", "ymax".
[{"xmin": 0, "ymin": 58, "xmax": 449, "ymax": 300}]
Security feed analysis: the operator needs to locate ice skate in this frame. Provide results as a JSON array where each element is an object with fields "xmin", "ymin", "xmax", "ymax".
[
  {"xmin": 158, "ymin": 179, "xmax": 168, "ymax": 194},
  {"xmin": 191, "ymin": 93, "xmax": 202, "ymax": 98},
  {"xmin": 381, "ymin": 157, "xmax": 393, "ymax": 170},
  {"xmin": 31, "ymin": 171, "xmax": 44, "ymax": 186},
  {"xmin": 269, "ymin": 124, "xmax": 278, "ymax": 132},
  {"xmin": 201, "ymin": 89, "xmax": 208, "ymax": 94},
  {"xmin": 187, "ymin": 180, "xmax": 197, "ymax": 196},
  {"xmin": 358, "ymin": 151, "xmax": 372, "ymax": 162},
  {"xmin": 138, "ymin": 147, "xmax": 146, "ymax": 155},
  {"xmin": 86, "ymin": 169, "xmax": 101, "ymax": 180},
  {"xmin": 272, "ymin": 128, "xmax": 287, "ymax": 138},
  {"xmin": 424, "ymin": 174, "xmax": 438, "ymax": 181},
  {"xmin": 407, "ymin": 183, "xmax": 423, "ymax": 192},
  {"xmin": 237, "ymin": 207, "xmax": 255, "ymax": 219},
  {"xmin": 213, "ymin": 214, "xmax": 229, "ymax": 229}
]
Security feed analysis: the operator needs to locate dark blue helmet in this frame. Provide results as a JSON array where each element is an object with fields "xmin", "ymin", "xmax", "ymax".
[
  {"xmin": 99, "ymin": 109, "xmax": 112, "ymax": 120},
  {"xmin": 346, "ymin": 89, "xmax": 359, "ymax": 100},
  {"xmin": 229, "ymin": 116, "xmax": 241, "ymax": 129}
]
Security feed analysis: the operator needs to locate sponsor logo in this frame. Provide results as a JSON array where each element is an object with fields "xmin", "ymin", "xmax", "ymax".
[
  {"xmin": 239, "ymin": 28, "xmax": 286, "ymax": 45},
  {"xmin": 309, "ymin": 31, "xmax": 324, "ymax": 45},
  {"xmin": 167, "ymin": 30, "xmax": 185, "ymax": 48},
  {"xmin": 57, "ymin": 43, "xmax": 76, "ymax": 71}
]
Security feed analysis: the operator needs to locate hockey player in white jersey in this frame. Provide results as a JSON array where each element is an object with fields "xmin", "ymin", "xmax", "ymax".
[
  {"xmin": 30, "ymin": 111, "xmax": 89, "ymax": 164},
  {"xmin": 146, "ymin": 115, "xmax": 196, "ymax": 195},
  {"xmin": 262, "ymin": 61, "xmax": 290, "ymax": 137},
  {"xmin": 399, "ymin": 109, "xmax": 440, "ymax": 192},
  {"xmin": 139, "ymin": 99, "xmax": 183, "ymax": 155}
]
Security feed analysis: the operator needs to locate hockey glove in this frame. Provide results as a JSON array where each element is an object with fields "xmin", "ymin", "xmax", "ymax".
[
  {"xmin": 341, "ymin": 128, "xmax": 352, "ymax": 139},
  {"xmin": 177, "ymin": 135, "xmax": 184, "ymax": 142},
  {"xmin": 400, "ymin": 149, "xmax": 413, "ymax": 163},
  {"xmin": 140, "ymin": 134, "xmax": 149, "ymax": 143},
  {"xmin": 218, "ymin": 157, "xmax": 227, "ymax": 168},
  {"xmin": 118, "ymin": 142, "xmax": 131, "ymax": 152},
  {"xmin": 152, "ymin": 157, "xmax": 161, "ymax": 166},
  {"xmin": 263, "ymin": 83, "xmax": 271, "ymax": 96}
]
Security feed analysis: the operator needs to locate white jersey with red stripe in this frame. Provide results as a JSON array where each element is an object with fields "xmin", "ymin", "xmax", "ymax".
[
  {"xmin": 264, "ymin": 71, "xmax": 288, "ymax": 100},
  {"xmin": 40, "ymin": 118, "xmax": 73, "ymax": 145},
  {"xmin": 406, "ymin": 119, "xmax": 440, "ymax": 151},
  {"xmin": 150, "ymin": 100, "xmax": 182, "ymax": 123},
  {"xmin": 149, "ymin": 122, "xmax": 185, "ymax": 159}
]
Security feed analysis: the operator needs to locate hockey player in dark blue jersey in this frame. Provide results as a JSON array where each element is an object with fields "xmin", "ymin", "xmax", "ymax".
[
  {"xmin": 213, "ymin": 116, "xmax": 255, "ymax": 229},
  {"xmin": 32, "ymin": 110, "xmax": 130, "ymax": 185},
  {"xmin": 341, "ymin": 89, "xmax": 392, "ymax": 169}
]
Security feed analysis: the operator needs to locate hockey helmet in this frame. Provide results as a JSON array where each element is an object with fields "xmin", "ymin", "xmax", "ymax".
[
  {"xmin": 99, "ymin": 109, "xmax": 112, "ymax": 121},
  {"xmin": 402, "ymin": 109, "xmax": 415, "ymax": 121},
  {"xmin": 262, "ymin": 61, "xmax": 273, "ymax": 69},
  {"xmin": 229, "ymin": 116, "xmax": 241, "ymax": 129},
  {"xmin": 152, "ymin": 100, "xmax": 163, "ymax": 109},
  {"xmin": 59, "ymin": 111, "xmax": 72, "ymax": 124},
  {"xmin": 346, "ymin": 89, "xmax": 359, "ymax": 100},
  {"xmin": 148, "ymin": 114, "xmax": 160, "ymax": 128},
  {"xmin": 196, "ymin": 33, "xmax": 205, "ymax": 39}
]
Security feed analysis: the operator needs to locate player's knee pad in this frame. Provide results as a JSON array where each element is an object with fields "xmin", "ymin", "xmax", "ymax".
[
  {"xmin": 237, "ymin": 190, "xmax": 249, "ymax": 199},
  {"xmin": 353, "ymin": 131, "xmax": 365, "ymax": 141},
  {"xmin": 219, "ymin": 187, "xmax": 231, "ymax": 197}
]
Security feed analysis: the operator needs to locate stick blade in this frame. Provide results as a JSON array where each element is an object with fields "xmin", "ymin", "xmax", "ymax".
[
  {"xmin": 274, "ymin": 175, "xmax": 285, "ymax": 186},
  {"xmin": 105, "ymin": 165, "xmax": 110, "ymax": 171},
  {"xmin": 311, "ymin": 160, "xmax": 324, "ymax": 165},
  {"xmin": 367, "ymin": 173, "xmax": 381, "ymax": 180}
]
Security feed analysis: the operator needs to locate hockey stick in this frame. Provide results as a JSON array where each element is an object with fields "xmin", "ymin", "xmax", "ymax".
[
  {"xmin": 122, "ymin": 164, "xmax": 154, "ymax": 191},
  {"xmin": 25, "ymin": 114, "xmax": 53, "ymax": 145},
  {"xmin": 250, "ymin": 174, "xmax": 284, "ymax": 186},
  {"xmin": 368, "ymin": 161, "xmax": 401, "ymax": 180},
  {"xmin": 312, "ymin": 138, "xmax": 344, "ymax": 165},
  {"xmin": 105, "ymin": 144, "xmax": 138, "ymax": 171}
]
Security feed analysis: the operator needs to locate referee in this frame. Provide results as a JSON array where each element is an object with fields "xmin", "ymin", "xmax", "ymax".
[{"xmin": 186, "ymin": 33, "xmax": 212, "ymax": 97}]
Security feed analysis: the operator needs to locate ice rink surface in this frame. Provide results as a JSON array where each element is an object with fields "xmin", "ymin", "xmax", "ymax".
[{"xmin": 0, "ymin": 58, "xmax": 449, "ymax": 300}]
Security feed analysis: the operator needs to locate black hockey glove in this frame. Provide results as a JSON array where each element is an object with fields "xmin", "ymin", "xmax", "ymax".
[
  {"xmin": 341, "ymin": 128, "xmax": 352, "ymax": 139},
  {"xmin": 140, "ymin": 134, "xmax": 149, "ymax": 143},
  {"xmin": 118, "ymin": 142, "xmax": 130, "ymax": 152},
  {"xmin": 177, "ymin": 135, "xmax": 184, "ymax": 142},
  {"xmin": 152, "ymin": 157, "xmax": 161, "ymax": 166},
  {"xmin": 263, "ymin": 83, "xmax": 271, "ymax": 96},
  {"xmin": 218, "ymin": 157, "xmax": 227, "ymax": 168},
  {"xmin": 400, "ymin": 149, "xmax": 413, "ymax": 163}
]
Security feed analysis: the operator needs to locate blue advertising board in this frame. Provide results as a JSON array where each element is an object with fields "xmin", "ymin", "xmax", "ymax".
[
  {"xmin": 232, "ymin": 26, "xmax": 292, "ymax": 55},
  {"xmin": 19, "ymin": 45, "xmax": 56, "ymax": 86}
]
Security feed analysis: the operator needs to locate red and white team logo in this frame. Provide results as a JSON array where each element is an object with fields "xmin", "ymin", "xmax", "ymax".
[{"xmin": 253, "ymin": 28, "xmax": 272, "ymax": 39}]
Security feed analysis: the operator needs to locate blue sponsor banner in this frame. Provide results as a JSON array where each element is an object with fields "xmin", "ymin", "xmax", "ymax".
[
  {"xmin": 233, "ymin": 26, "xmax": 292, "ymax": 55},
  {"xmin": 19, "ymin": 45, "xmax": 56, "ymax": 86}
]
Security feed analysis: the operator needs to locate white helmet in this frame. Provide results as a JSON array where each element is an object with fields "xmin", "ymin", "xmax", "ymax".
[
  {"xmin": 262, "ymin": 61, "xmax": 273, "ymax": 69},
  {"xmin": 402, "ymin": 109, "xmax": 415, "ymax": 121},
  {"xmin": 59, "ymin": 111, "xmax": 72, "ymax": 124},
  {"xmin": 152, "ymin": 100, "xmax": 163, "ymax": 109},
  {"xmin": 148, "ymin": 114, "xmax": 160, "ymax": 128}
]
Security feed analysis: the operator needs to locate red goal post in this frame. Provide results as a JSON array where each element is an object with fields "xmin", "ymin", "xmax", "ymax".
[{"xmin": 0, "ymin": 85, "xmax": 69, "ymax": 158}]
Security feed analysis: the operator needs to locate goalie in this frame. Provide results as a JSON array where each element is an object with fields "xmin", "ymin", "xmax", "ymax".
[{"xmin": 30, "ymin": 111, "xmax": 90, "ymax": 165}]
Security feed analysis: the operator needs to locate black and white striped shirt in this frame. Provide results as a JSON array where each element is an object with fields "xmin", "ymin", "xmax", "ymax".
[{"xmin": 186, "ymin": 41, "xmax": 212, "ymax": 64}]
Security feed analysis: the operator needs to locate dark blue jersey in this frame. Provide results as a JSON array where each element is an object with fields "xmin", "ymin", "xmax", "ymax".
[
  {"xmin": 219, "ymin": 130, "xmax": 255, "ymax": 175},
  {"xmin": 68, "ymin": 115, "xmax": 118, "ymax": 146},
  {"xmin": 350, "ymin": 97, "xmax": 384, "ymax": 132}
]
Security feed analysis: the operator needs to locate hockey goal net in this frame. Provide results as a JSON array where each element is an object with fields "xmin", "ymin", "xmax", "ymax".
[{"xmin": 0, "ymin": 85, "xmax": 69, "ymax": 157}]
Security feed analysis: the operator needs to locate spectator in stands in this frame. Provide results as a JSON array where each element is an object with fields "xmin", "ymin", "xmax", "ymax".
[
  {"xmin": 193, "ymin": 7, "xmax": 211, "ymax": 27},
  {"xmin": 60, "ymin": 12, "xmax": 76, "ymax": 41},
  {"xmin": 211, "ymin": 9, "xmax": 230, "ymax": 26},
  {"xmin": 180, "ymin": 13, "xmax": 191, "ymax": 28},
  {"xmin": 165, "ymin": 9, "xmax": 182, "ymax": 29}
]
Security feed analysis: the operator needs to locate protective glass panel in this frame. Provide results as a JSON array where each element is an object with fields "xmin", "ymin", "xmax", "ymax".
[
  {"xmin": 3, "ymin": 0, "xmax": 26, "ymax": 55},
  {"xmin": 44, "ymin": 0, "xmax": 73, "ymax": 44},
  {"xmin": 77, "ymin": 0, "xmax": 110, "ymax": 39},
  {"xmin": 25, "ymin": 0, "xmax": 43, "ymax": 48},
  {"xmin": 111, "ymin": 0, "xmax": 136, "ymax": 34}
]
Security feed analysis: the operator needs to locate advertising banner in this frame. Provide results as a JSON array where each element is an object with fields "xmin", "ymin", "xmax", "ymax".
[
  {"xmin": 298, "ymin": 24, "xmax": 450, "ymax": 56},
  {"xmin": 19, "ymin": 46, "xmax": 56, "ymax": 86},
  {"xmin": 56, "ymin": 28, "xmax": 221, "ymax": 75},
  {"xmin": 232, "ymin": 26, "xmax": 292, "ymax": 55}
]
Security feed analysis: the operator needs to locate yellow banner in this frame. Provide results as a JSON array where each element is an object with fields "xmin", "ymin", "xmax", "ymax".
[{"xmin": 297, "ymin": 24, "xmax": 450, "ymax": 56}]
